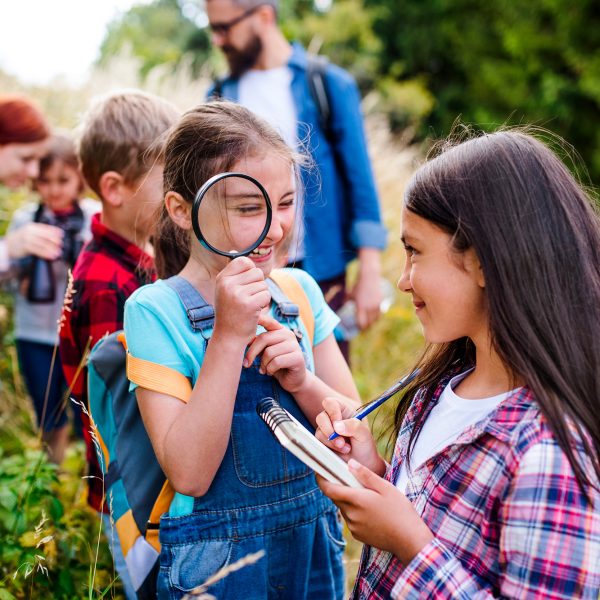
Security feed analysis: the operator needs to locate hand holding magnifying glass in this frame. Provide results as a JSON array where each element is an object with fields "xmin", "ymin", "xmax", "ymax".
[{"xmin": 191, "ymin": 172, "xmax": 276, "ymax": 340}]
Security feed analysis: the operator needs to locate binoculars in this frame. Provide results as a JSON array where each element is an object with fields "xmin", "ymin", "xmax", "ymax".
[{"xmin": 27, "ymin": 221, "xmax": 84, "ymax": 304}]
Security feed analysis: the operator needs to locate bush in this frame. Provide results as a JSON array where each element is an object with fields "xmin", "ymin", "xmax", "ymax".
[
  {"xmin": 0, "ymin": 186, "xmax": 119, "ymax": 599},
  {"xmin": 367, "ymin": 0, "xmax": 600, "ymax": 181}
]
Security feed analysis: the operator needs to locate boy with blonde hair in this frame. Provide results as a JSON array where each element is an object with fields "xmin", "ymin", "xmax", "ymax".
[{"xmin": 58, "ymin": 90, "xmax": 178, "ymax": 599}]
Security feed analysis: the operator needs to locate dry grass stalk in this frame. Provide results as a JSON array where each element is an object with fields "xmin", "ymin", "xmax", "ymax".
[{"xmin": 182, "ymin": 550, "xmax": 266, "ymax": 599}]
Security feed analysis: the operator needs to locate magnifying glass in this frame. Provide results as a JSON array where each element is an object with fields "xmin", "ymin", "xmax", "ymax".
[{"xmin": 191, "ymin": 172, "xmax": 273, "ymax": 258}]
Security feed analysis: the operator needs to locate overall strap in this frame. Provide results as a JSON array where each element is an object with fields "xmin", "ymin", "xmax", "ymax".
[
  {"xmin": 267, "ymin": 277, "xmax": 300, "ymax": 320},
  {"xmin": 164, "ymin": 276, "xmax": 215, "ymax": 333}
]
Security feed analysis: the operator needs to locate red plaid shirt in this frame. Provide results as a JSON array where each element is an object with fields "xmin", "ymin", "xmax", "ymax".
[
  {"xmin": 352, "ymin": 371, "xmax": 600, "ymax": 599},
  {"xmin": 59, "ymin": 213, "xmax": 155, "ymax": 512}
]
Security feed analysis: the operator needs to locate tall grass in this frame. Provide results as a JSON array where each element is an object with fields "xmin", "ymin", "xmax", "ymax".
[{"xmin": 0, "ymin": 52, "xmax": 424, "ymax": 597}]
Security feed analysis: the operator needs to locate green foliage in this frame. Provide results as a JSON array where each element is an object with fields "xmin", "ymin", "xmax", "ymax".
[
  {"xmin": 366, "ymin": 0, "xmax": 600, "ymax": 180},
  {"xmin": 283, "ymin": 0, "xmax": 436, "ymax": 142},
  {"xmin": 0, "ymin": 188, "xmax": 120, "ymax": 599},
  {"xmin": 98, "ymin": 0, "xmax": 211, "ymax": 79},
  {"xmin": 0, "ymin": 441, "xmax": 118, "ymax": 599},
  {"xmin": 284, "ymin": 0, "xmax": 382, "ymax": 89}
]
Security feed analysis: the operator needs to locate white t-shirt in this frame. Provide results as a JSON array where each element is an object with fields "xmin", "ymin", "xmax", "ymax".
[
  {"xmin": 238, "ymin": 66, "xmax": 297, "ymax": 148},
  {"xmin": 238, "ymin": 66, "xmax": 304, "ymax": 261},
  {"xmin": 396, "ymin": 370, "xmax": 519, "ymax": 493}
]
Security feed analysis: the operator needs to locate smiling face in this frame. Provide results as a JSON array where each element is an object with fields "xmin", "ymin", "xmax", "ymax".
[
  {"xmin": 35, "ymin": 159, "xmax": 82, "ymax": 212},
  {"xmin": 398, "ymin": 206, "xmax": 488, "ymax": 346},
  {"xmin": 0, "ymin": 140, "xmax": 49, "ymax": 188},
  {"xmin": 192, "ymin": 151, "xmax": 296, "ymax": 276}
]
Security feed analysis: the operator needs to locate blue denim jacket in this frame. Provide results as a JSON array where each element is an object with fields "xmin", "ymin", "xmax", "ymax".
[{"xmin": 207, "ymin": 43, "xmax": 387, "ymax": 282}]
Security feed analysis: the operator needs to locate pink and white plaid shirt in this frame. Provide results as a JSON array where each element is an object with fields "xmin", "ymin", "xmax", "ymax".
[{"xmin": 352, "ymin": 370, "xmax": 600, "ymax": 599}]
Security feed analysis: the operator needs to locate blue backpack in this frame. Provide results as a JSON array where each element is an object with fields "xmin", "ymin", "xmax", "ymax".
[{"xmin": 87, "ymin": 270, "xmax": 314, "ymax": 598}]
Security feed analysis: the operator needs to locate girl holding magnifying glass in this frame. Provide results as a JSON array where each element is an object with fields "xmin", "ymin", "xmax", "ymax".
[{"xmin": 124, "ymin": 101, "xmax": 360, "ymax": 599}]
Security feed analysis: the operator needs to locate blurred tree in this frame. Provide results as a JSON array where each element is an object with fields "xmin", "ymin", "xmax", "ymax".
[
  {"xmin": 283, "ymin": 0, "xmax": 434, "ymax": 134},
  {"xmin": 366, "ymin": 0, "xmax": 600, "ymax": 180},
  {"xmin": 285, "ymin": 0, "xmax": 382, "ymax": 89},
  {"xmin": 97, "ymin": 0, "xmax": 211, "ymax": 78}
]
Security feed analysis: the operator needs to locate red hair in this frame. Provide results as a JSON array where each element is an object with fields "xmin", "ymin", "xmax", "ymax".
[{"xmin": 0, "ymin": 95, "xmax": 50, "ymax": 145}]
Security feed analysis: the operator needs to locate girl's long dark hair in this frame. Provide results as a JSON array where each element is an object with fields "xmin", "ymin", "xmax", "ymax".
[{"xmin": 395, "ymin": 129, "xmax": 600, "ymax": 498}]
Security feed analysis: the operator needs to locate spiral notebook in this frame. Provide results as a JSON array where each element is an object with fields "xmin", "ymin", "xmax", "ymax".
[{"xmin": 256, "ymin": 397, "xmax": 363, "ymax": 488}]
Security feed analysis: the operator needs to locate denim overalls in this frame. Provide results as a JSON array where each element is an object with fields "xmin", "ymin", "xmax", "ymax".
[{"xmin": 156, "ymin": 276, "xmax": 346, "ymax": 600}]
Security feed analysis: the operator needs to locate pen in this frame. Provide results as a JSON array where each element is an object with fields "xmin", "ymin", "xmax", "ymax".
[{"xmin": 328, "ymin": 369, "xmax": 420, "ymax": 441}]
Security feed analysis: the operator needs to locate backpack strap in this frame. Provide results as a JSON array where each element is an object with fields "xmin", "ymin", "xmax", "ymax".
[
  {"xmin": 126, "ymin": 354, "xmax": 193, "ymax": 404},
  {"xmin": 306, "ymin": 54, "xmax": 334, "ymax": 144},
  {"xmin": 145, "ymin": 480, "xmax": 175, "ymax": 552},
  {"xmin": 114, "ymin": 336, "xmax": 178, "ymax": 554},
  {"xmin": 269, "ymin": 269, "xmax": 315, "ymax": 347},
  {"xmin": 209, "ymin": 77, "xmax": 225, "ymax": 101},
  {"xmin": 122, "ymin": 331, "xmax": 194, "ymax": 404}
]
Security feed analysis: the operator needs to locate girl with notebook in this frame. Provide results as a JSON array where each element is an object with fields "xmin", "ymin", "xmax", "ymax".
[{"xmin": 316, "ymin": 130, "xmax": 600, "ymax": 598}]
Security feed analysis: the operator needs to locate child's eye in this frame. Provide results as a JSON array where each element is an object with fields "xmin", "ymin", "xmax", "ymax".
[
  {"xmin": 235, "ymin": 204, "xmax": 265, "ymax": 215},
  {"xmin": 280, "ymin": 197, "xmax": 295, "ymax": 209},
  {"xmin": 404, "ymin": 243, "xmax": 418, "ymax": 258}
]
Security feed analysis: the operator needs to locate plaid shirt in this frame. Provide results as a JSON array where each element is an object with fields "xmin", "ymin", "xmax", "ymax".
[
  {"xmin": 59, "ymin": 214, "xmax": 154, "ymax": 512},
  {"xmin": 352, "ymin": 371, "xmax": 600, "ymax": 599}
]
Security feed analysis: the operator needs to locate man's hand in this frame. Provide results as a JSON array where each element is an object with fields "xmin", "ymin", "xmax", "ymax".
[{"xmin": 350, "ymin": 247, "xmax": 383, "ymax": 330}]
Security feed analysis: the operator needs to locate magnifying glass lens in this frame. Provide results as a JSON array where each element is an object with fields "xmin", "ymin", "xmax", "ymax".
[{"xmin": 195, "ymin": 174, "xmax": 271, "ymax": 257}]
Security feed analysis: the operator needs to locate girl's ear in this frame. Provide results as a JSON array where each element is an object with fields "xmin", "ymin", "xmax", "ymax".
[
  {"xmin": 476, "ymin": 262, "xmax": 485, "ymax": 288},
  {"xmin": 165, "ymin": 191, "xmax": 192, "ymax": 230},
  {"xmin": 464, "ymin": 248, "xmax": 485, "ymax": 289}
]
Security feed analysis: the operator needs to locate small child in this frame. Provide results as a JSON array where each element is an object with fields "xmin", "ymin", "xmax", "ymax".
[
  {"xmin": 124, "ymin": 101, "xmax": 360, "ymax": 599},
  {"xmin": 316, "ymin": 130, "xmax": 600, "ymax": 598},
  {"xmin": 7, "ymin": 133, "xmax": 98, "ymax": 463},
  {"xmin": 58, "ymin": 90, "xmax": 179, "ymax": 600}
]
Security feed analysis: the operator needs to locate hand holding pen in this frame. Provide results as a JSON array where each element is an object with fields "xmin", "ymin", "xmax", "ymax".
[{"xmin": 328, "ymin": 369, "xmax": 420, "ymax": 441}]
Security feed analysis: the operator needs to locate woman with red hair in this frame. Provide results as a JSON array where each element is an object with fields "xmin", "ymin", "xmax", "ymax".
[
  {"xmin": 0, "ymin": 96, "xmax": 63, "ymax": 276},
  {"xmin": 0, "ymin": 95, "xmax": 50, "ymax": 188}
]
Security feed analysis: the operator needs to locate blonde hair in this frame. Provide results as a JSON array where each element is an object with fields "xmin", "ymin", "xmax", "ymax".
[{"xmin": 77, "ymin": 90, "xmax": 179, "ymax": 198}]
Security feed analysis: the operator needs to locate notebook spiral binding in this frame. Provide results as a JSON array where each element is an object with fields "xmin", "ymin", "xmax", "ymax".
[{"xmin": 256, "ymin": 397, "xmax": 291, "ymax": 431}]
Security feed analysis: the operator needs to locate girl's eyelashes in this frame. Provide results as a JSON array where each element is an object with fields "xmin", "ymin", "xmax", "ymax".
[
  {"xmin": 235, "ymin": 204, "xmax": 264, "ymax": 215},
  {"xmin": 403, "ymin": 243, "xmax": 419, "ymax": 258}
]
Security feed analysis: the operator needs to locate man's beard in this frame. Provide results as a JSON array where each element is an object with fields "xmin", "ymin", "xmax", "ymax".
[{"xmin": 222, "ymin": 34, "xmax": 263, "ymax": 78}]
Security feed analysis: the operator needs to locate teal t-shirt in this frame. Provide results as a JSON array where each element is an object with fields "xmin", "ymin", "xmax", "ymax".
[{"xmin": 124, "ymin": 267, "xmax": 339, "ymax": 516}]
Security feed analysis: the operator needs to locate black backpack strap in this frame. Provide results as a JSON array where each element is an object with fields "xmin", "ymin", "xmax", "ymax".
[
  {"xmin": 165, "ymin": 276, "xmax": 215, "ymax": 334},
  {"xmin": 209, "ymin": 77, "xmax": 225, "ymax": 101},
  {"xmin": 306, "ymin": 54, "xmax": 334, "ymax": 143}
]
